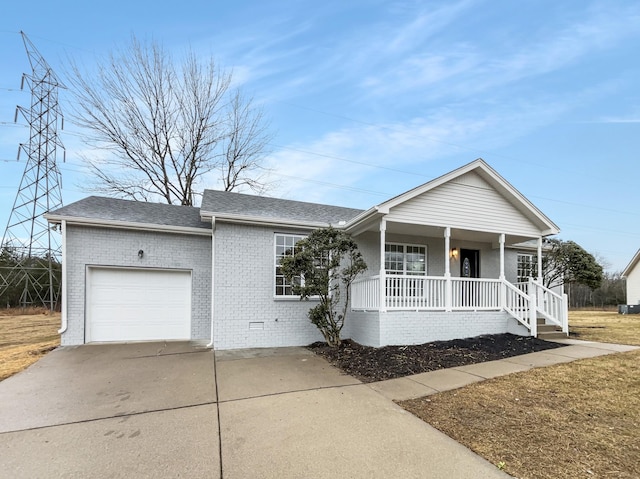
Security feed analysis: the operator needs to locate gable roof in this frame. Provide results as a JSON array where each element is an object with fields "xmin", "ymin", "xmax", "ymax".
[
  {"xmin": 46, "ymin": 159, "xmax": 559, "ymax": 238},
  {"xmin": 45, "ymin": 196, "xmax": 211, "ymax": 234},
  {"xmin": 622, "ymin": 248, "xmax": 640, "ymax": 278},
  {"xmin": 200, "ymin": 189, "xmax": 363, "ymax": 228},
  {"xmin": 345, "ymin": 159, "xmax": 560, "ymax": 237}
]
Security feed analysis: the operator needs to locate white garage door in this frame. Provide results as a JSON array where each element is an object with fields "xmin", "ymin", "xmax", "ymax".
[{"xmin": 87, "ymin": 267, "xmax": 192, "ymax": 342}]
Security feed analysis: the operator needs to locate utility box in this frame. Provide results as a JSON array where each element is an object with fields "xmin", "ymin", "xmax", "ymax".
[{"xmin": 619, "ymin": 304, "xmax": 640, "ymax": 314}]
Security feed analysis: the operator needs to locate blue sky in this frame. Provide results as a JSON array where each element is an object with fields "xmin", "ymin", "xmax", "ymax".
[{"xmin": 1, "ymin": 0, "xmax": 639, "ymax": 272}]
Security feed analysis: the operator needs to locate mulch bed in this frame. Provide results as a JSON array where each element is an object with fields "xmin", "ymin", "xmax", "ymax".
[{"xmin": 308, "ymin": 333, "xmax": 565, "ymax": 383}]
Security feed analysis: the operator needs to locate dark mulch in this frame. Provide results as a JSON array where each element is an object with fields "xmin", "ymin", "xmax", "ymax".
[{"xmin": 308, "ymin": 333, "xmax": 566, "ymax": 383}]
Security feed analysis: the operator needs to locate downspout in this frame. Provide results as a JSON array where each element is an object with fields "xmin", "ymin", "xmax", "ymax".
[
  {"xmin": 206, "ymin": 216, "xmax": 216, "ymax": 348},
  {"xmin": 58, "ymin": 220, "xmax": 68, "ymax": 334}
]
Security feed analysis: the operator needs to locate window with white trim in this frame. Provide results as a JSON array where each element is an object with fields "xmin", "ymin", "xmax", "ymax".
[
  {"xmin": 274, "ymin": 233, "xmax": 306, "ymax": 297},
  {"xmin": 517, "ymin": 253, "xmax": 537, "ymax": 283},
  {"xmin": 385, "ymin": 243, "xmax": 427, "ymax": 275}
]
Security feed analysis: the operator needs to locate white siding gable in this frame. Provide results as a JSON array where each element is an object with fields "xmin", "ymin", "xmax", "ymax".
[{"xmin": 387, "ymin": 171, "xmax": 541, "ymax": 236}]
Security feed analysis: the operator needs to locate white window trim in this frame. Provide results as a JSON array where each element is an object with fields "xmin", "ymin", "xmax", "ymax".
[
  {"xmin": 274, "ymin": 232, "xmax": 307, "ymax": 299},
  {"xmin": 385, "ymin": 242, "xmax": 428, "ymax": 276}
]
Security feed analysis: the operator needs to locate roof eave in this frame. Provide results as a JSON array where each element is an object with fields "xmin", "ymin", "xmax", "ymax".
[
  {"xmin": 44, "ymin": 214, "xmax": 212, "ymax": 236},
  {"xmin": 622, "ymin": 248, "xmax": 640, "ymax": 278},
  {"xmin": 201, "ymin": 212, "xmax": 345, "ymax": 230}
]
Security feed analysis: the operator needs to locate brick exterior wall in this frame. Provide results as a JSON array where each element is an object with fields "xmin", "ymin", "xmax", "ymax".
[
  {"xmin": 347, "ymin": 310, "xmax": 528, "ymax": 347},
  {"xmin": 63, "ymin": 225, "xmax": 212, "ymax": 346},
  {"xmin": 345, "ymin": 311, "xmax": 381, "ymax": 347},
  {"xmin": 212, "ymin": 223, "xmax": 324, "ymax": 350},
  {"xmin": 380, "ymin": 310, "xmax": 528, "ymax": 346},
  {"xmin": 62, "ymin": 221, "xmax": 533, "ymax": 350}
]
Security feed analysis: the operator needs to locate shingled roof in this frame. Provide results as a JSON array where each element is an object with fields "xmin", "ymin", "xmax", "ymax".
[
  {"xmin": 201, "ymin": 189, "xmax": 363, "ymax": 226},
  {"xmin": 46, "ymin": 196, "xmax": 210, "ymax": 230}
]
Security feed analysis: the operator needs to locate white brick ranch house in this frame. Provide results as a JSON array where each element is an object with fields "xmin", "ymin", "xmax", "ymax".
[{"xmin": 46, "ymin": 159, "xmax": 568, "ymax": 350}]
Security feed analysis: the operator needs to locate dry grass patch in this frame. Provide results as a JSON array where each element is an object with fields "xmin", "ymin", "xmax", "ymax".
[
  {"xmin": 400, "ymin": 350, "xmax": 640, "ymax": 479},
  {"xmin": 0, "ymin": 309, "xmax": 60, "ymax": 381},
  {"xmin": 570, "ymin": 310, "xmax": 640, "ymax": 346}
]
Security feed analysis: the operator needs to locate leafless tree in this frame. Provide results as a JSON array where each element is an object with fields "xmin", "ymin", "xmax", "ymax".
[{"xmin": 65, "ymin": 36, "xmax": 272, "ymax": 205}]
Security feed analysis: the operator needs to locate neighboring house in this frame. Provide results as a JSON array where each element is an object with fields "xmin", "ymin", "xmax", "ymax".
[
  {"xmin": 622, "ymin": 249, "xmax": 640, "ymax": 305},
  {"xmin": 45, "ymin": 159, "xmax": 568, "ymax": 350}
]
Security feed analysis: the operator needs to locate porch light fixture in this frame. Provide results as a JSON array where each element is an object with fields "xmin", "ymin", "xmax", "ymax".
[
  {"xmin": 138, "ymin": 249, "xmax": 144, "ymax": 259},
  {"xmin": 450, "ymin": 248, "xmax": 458, "ymax": 260}
]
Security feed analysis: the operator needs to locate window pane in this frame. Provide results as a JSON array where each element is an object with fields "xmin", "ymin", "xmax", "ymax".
[
  {"xmin": 385, "ymin": 243, "xmax": 427, "ymax": 275},
  {"xmin": 275, "ymin": 233, "xmax": 306, "ymax": 296},
  {"xmin": 406, "ymin": 246, "xmax": 425, "ymax": 275}
]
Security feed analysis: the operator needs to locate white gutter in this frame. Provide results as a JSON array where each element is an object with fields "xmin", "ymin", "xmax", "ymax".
[
  {"xmin": 58, "ymin": 219, "xmax": 68, "ymax": 334},
  {"xmin": 44, "ymin": 214, "xmax": 212, "ymax": 236},
  {"xmin": 199, "ymin": 212, "xmax": 342, "ymax": 230},
  {"xmin": 206, "ymin": 216, "xmax": 216, "ymax": 348}
]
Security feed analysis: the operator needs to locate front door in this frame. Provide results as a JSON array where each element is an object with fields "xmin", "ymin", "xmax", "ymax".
[
  {"xmin": 459, "ymin": 249, "xmax": 480, "ymax": 307},
  {"xmin": 460, "ymin": 249, "xmax": 480, "ymax": 278}
]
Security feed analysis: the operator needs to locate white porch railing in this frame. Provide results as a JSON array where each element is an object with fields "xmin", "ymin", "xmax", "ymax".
[
  {"xmin": 350, "ymin": 275, "xmax": 380, "ymax": 310},
  {"xmin": 450, "ymin": 278, "xmax": 501, "ymax": 309},
  {"xmin": 529, "ymin": 280, "xmax": 569, "ymax": 334},
  {"xmin": 386, "ymin": 275, "xmax": 446, "ymax": 310},
  {"xmin": 351, "ymin": 275, "xmax": 568, "ymax": 336}
]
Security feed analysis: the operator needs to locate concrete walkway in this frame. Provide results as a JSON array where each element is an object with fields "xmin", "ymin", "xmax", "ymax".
[
  {"xmin": 0, "ymin": 339, "xmax": 636, "ymax": 478},
  {"xmin": 368, "ymin": 339, "xmax": 639, "ymax": 401}
]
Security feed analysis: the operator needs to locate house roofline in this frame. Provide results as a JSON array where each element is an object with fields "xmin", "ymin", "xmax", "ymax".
[
  {"xmin": 622, "ymin": 248, "xmax": 640, "ymax": 278},
  {"xmin": 44, "ymin": 214, "xmax": 212, "ymax": 236},
  {"xmin": 344, "ymin": 159, "xmax": 560, "ymax": 236},
  {"xmin": 199, "ymin": 211, "xmax": 343, "ymax": 230}
]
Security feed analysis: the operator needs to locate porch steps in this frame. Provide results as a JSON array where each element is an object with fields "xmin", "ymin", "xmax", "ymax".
[{"xmin": 536, "ymin": 318, "xmax": 566, "ymax": 340}]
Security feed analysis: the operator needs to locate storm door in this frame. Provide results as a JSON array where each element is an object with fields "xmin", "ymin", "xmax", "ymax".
[
  {"xmin": 460, "ymin": 249, "xmax": 479, "ymax": 278},
  {"xmin": 459, "ymin": 249, "xmax": 480, "ymax": 306}
]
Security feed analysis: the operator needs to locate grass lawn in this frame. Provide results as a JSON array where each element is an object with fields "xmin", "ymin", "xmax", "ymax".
[
  {"xmin": 569, "ymin": 309, "xmax": 640, "ymax": 346},
  {"xmin": 0, "ymin": 309, "xmax": 60, "ymax": 381},
  {"xmin": 400, "ymin": 310, "xmax": 640, "ymax": 479}
]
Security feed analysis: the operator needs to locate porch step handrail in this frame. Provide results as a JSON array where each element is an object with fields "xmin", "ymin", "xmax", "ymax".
[
  {"xmin": 503, "ymin": 280, "xmax": 535, "ymax": 335},
  {"xmin": 528, "ymin": 279, "xmax": 569, "ymax": 334}
]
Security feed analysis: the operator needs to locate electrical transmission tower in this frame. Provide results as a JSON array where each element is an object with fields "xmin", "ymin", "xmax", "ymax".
[{"xmin": 0, "ymin": 32, "xmax": 65, "ymax": 310}]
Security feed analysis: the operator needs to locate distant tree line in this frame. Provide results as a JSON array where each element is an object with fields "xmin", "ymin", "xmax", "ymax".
[
  {"xmin": 568, "ymin": 271, "xmax": 626, "ymax": 309},
  {"xmin": 539, "ymin": 239, "xmax": 624, "ymax": 308},
  {"xmin": 0, "ymin": 247, "xmax": 61, "ymax": 309}
]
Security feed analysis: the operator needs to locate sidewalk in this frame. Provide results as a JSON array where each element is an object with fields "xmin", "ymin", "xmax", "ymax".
[{"xmin": 367, "ymin": 339, "xmax": 639, "ymax": 401}]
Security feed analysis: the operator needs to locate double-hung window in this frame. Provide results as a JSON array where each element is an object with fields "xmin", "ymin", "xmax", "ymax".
[
  {"xmin": 385, "ymin": 243, "xmax": 427, "ymax": 275},
  {"xmin": 385, "ymin": 243, "xmax": 427, "ymax": 300},
  {"xmin": 517, "ymin": 253, "xmax": 537, "ymax": 283},
  {"xmin": 274, "ymin": 233, "xmax": 306, "ymax": 297}
]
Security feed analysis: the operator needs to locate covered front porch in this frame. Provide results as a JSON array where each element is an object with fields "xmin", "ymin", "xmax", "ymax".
[
  {"xmin": 341, "ymin": 160, "xmax": 567, "ymax": 346},
  {"xmin": 346, "ymin": 221, "xmax": 568, "ymax": 342}
]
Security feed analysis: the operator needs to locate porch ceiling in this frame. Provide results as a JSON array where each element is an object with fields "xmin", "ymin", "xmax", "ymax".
[{"xmin": 354, "ymin": 219, "xmax": 538, "ymax": 246}]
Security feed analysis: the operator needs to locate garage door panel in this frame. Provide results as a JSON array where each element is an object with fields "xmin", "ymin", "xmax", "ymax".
[{"xmin": 87, "ymin": 268, "xmax": 191, "ymax": 342}]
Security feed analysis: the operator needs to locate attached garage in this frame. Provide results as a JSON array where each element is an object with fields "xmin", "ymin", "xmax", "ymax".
[{"xmin": 86, "ymin": 267, "xmax": 192, "ymax": 343}]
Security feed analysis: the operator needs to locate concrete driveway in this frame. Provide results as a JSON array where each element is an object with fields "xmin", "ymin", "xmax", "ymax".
[{"xmin": 0, "ymin": 342, "xmax": 510, "ymax": 479}]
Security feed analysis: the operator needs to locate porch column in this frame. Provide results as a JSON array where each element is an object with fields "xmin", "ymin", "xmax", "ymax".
[
  {"xmin": 379, "ymin": 218, "xmax": 386, "ymax": 312},
  {"xmin": 499, "ymin": 233, "xmax": 505, "ymax": 280},
  {"xmin": 444, "ymin": 227, "xmax": 452, "ymax": 311},
  {"xmin": 499, "ymin": 233, "xmax": 506, "ymax": 310},
  {"xmin": 537, "ymin": 236, "xmax": 543, "ymax": 284}
]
